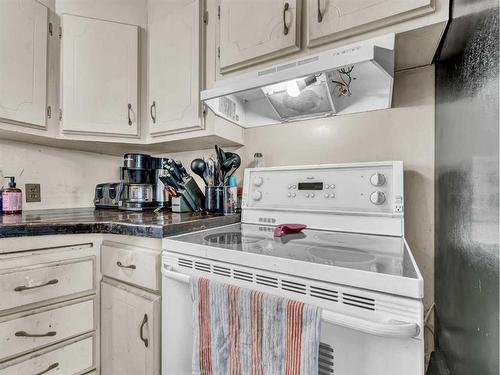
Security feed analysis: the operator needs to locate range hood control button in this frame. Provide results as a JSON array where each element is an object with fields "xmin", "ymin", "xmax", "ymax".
[
  {"xmin": 370, "ymin": 173, "xmax": 386, "ymax": 186},
  {"xmin": 370, "ymin": 191, "xmax": 386, "ymax": 205},
  {"xmin": 253, "ymin": 191, "xmax": 263, "ymax": 201},
  {"xmin": 254, "ymin": 176, "xmax": 264, "ymax": 187}
]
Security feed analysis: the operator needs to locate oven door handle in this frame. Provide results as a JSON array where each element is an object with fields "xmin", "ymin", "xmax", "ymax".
[{"xmin": 162, "ymin": 268, "xmax": 420, "ymax": 339}]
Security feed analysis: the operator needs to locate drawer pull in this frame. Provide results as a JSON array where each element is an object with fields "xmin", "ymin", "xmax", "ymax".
[
  {"xmin": 15, "ymin": 330, "xmax": 57, "ymax": 338},
  {"xmin": 116, "ymin": 261, "xmax": 136, "ymax": 270},
  {"xmin": 140, "ymin": 314, "xmax": 149, "ymax": 348},
  {"xmin": 34, "ymin": 362, "xmax": 59, "ymax": 375},
  {"xmin": 14, "ymin": 279, "xmax": 59, "ymax": 292}
]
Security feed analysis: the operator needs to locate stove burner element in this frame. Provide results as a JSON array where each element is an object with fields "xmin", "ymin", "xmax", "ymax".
[{"xmin": 204, "ymin": 232, "xmax": 261, "ymax": 246}]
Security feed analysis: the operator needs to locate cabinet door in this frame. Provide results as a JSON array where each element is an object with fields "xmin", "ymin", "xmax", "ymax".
[
  {"xmin": 61, "ymin": 15, "xmax": 139, "ymax": 136},
  {"xmin": 0, "ymin": 0, "xmax": 48, "ymax": 127},
  {"xmin": 219, "ymin": 0, "xmax": 300, "ymax": 73},
  {"xmin": 307, "ymin": 0, "xmax": 434, "ymax": 47},
  {"xmin": 148, "ymin": 0, "xmax": 203, "ymax": 136},
  {"xmin": 101, "ymin": 281, "xmax": 160, "ymax": 375}
]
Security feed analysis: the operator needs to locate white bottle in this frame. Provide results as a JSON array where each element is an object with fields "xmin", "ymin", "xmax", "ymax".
[{"xmin": 250, "ymin": 153, "xmax": 265, "ymax": 168}]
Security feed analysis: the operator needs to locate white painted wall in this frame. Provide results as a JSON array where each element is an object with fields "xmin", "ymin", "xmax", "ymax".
[{"xmin": 0, "ymin": 139, "xmax": 121, "ymax": 210}]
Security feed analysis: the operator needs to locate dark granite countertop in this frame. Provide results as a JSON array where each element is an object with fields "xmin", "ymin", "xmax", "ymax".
[{"xmin": 0, "ymin": 208, "xmax": 241, "ymax": 239}]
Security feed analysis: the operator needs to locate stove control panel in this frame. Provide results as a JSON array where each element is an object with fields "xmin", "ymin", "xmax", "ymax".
[{"xmin": 242, "ymin": 162, "xmax": 404, "ymax": 214}]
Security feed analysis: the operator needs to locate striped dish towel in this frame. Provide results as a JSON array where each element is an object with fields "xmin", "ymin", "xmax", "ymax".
[{"xmin": 191, "ymin": 277, "xmax": 322, "ymax": 375}]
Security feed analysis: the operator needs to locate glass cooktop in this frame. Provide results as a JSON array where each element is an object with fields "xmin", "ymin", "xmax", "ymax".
[{"xmin": 171, "ymin": 223, "xmax": 419, "ymax": 279}]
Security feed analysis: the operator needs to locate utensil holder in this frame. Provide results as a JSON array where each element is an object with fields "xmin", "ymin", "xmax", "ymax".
[{"xmin": 205, "ymin": 186, "xmax": 224, "ymax": 212}]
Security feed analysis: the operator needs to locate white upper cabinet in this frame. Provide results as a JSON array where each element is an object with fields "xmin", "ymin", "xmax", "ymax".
[
  {"xmin": 218, "ymin": 0, "xmax": 301, "ymax": 73},
  {"xmin": 61, "ymin": 15, "xmax": 139, "ymax": 136},
  {"xmin": 307, "ymin": 0, "xmax": 434, "ymax": 47},
  {"xmin": 148, "ymin": 0, "xmax": 204, "ymax": 136},
  {"xmin": 0, "ymin": 0, "xmax": 48, "ymax": 128}
]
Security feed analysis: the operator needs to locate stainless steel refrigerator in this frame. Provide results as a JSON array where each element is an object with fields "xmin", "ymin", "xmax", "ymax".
[{"xmin": 433, "ymin": 0, "xmax": 499, "ymax": 374}]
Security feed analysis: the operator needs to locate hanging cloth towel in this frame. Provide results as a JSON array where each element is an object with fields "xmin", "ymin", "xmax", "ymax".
[{"xmin": 191, "ymin": 277, "xmax": 322, "ymax": 375}]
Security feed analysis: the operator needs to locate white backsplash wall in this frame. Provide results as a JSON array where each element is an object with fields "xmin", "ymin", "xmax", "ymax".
[{"xmin": 0, "ymin": 139, "xmax": 121, "ymax": 210}]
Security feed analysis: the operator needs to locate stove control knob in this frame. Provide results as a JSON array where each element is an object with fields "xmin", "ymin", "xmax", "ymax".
[
  {"xmin": 310, "ymin": 193, "xmax": 315, "ymax": 198},
  {"xmin": 370, "ymin": 191, "xmax": 386, "ymax": 205},
  {"xmin": 370, "ymin": 173, "xmax": 386, "ymax": 186},
  {"xmin": 305, "ymin": 193, "xmax": 310, "ymax": 198},
  {"xmin": 253, "ymin": 176, "xmax": 264, "ymax": 187},
  {"xmin": 252, "ymin": 191, "xmax": 263, "ymax": 201}
]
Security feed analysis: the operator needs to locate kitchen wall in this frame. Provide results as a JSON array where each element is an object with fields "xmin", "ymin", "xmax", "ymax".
[
  {"xmin": 0, "ymin": 139, "xmax": 121, "ymax": 210},
  {"xmin": 159, "ymin": 65, "xmax": 436, "ymax": 344}
]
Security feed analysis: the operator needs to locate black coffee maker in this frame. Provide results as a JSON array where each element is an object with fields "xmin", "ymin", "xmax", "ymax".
[{"xmin": 119, "ymin": 154, "xmax": 155, "ymax": 211}]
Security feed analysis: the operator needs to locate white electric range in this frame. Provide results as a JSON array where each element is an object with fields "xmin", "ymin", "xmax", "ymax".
[{"xmin": 161, "ymin": 161, "xmax": 424, "ymax": 375}]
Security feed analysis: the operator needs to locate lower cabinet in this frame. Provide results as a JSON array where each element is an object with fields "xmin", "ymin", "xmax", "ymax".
[
  {"xmin": 0, "ymin": 334, "xmax": 95, "ymax": 375},
  {"xmin": 101, "ymin": 279, "xmax": 161, "ymax": 375}
]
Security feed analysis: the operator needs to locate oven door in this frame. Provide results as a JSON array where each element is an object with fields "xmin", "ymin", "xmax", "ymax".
[{"xmin": 161, "ymin": 260, "xmax": 424, "ymax": 375}]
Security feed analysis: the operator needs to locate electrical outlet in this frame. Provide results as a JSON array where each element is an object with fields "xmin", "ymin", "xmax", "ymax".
[{"xmin": 25, "ymin": 184, "xmax": 41, "ymax": 203}]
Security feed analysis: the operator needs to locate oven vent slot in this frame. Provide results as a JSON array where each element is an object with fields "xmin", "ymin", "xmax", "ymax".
[
  {"xmin": 213, "ymin": 265, "xmax": 231, "ymax": 277},
  {"xmin": 342, "ymin": 292, "xmax": 375, "ymax": 311},
  {"xmin": 178, "ymin": 258, "xmax": 193, "ymax": 269},
  {"xmin": 319, "ymin": 342, "xmax": 334, "ymax": 375},
  {"xmin": 233, "ymin": 269, "xmax": 253, "ymax": 282},
  {"xmin": 281, "ymin": 279, "xmax": 306, "ymax": 295},
  {"xmin": 256, "ymin": 274, "xmax": 278, "ymax": 288},
  {"xmin": 194, "ymin": 261, "xmax": 211, "ymax": 273},
  {"xmin": 310, "ymin": 286, "xmax": 339, "ymax": 302}
]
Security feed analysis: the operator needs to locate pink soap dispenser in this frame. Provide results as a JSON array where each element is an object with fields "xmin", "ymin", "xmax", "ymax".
[{"xmin": 2, "ymin": 177, "xmax": 22, "ymax": 214}]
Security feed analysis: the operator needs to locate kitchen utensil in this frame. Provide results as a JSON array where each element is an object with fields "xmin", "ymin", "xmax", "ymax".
[
  {"xmin": 167, "ymin": 159, "xmax": 184, "ymax": 182},
  {"xmin": 191, "ymin": 159, "xmax": 208, "ymax": 185},
  {"xmin": 206, "ymin": 158, "xmax": 216, "ymax": 186}
]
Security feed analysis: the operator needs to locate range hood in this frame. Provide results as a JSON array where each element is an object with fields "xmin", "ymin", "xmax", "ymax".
[{"xmin": 201, "ymin": 34, "xmax": 395, "ymax": 128}]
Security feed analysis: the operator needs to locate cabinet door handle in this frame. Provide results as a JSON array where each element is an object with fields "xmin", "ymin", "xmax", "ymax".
[
  {"xmin": 116, "ymin": 261, "xmax": 136, "ymax": 269},
  {"xmin": 283, "ymin": 2, "xmax": 290, "ymax": 35},
  {"xmin": 34, "ymin": 362, "xmax": 59, "ymax": 375},
  {"xmin": 317, "ymin": 0, "xmax": 324, "ymax": 22},
  {"xmin": 128, "ymin": 103, "xmax": 133, "ymax": 126},
  {"xmin": 15, "ymin": 330, "xmax": 57, "ymax": 338},
  {"xmin": 14, "ymin": 279, "xmax": 58, "ymax": 292},
  {"xmin": 150, "ymin": 101, "xmax": 157, "ymax": 124},
  {"xmin": 140, "ymin": 314, "xmax": 149, "ymax": 348}
]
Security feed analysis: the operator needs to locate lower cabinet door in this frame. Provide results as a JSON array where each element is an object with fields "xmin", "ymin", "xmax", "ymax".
[{"xmin": 101, "ymin": 279, "xmax": 160, "ymax": 375}]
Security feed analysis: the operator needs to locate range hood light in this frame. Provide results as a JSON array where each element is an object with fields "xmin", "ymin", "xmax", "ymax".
[
  {"xmin": 286, "ymin": 80, "xmax": 301, "ymax": 97},
  {"xmin": 286, "ymin": 75, "xmax": 318, "ymax": 97},
  {"xmin": 286, "ymin": 76, "xmax": 317, "ymax": 98}
]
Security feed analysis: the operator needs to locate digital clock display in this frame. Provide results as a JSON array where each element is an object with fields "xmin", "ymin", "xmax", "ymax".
[{"xmin": 298, "ymin": 182, "xmax": 323, "ymax": 190}]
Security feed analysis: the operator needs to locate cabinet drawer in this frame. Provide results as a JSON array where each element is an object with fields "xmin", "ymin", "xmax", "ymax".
[
  {"xmin": 0, "ymin": 298, "xmax": 95, "ymax": 362},
  {"xmin": 0, "ymin": 258, "xmax": 95, "ymax": 313},
  {"xmin": 0, "ymin": 335, "xmax": 95, "ymax": 375},
  {"xmin": 102, "ymin": 243, "xmax": 160, "ymax": 291}
]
